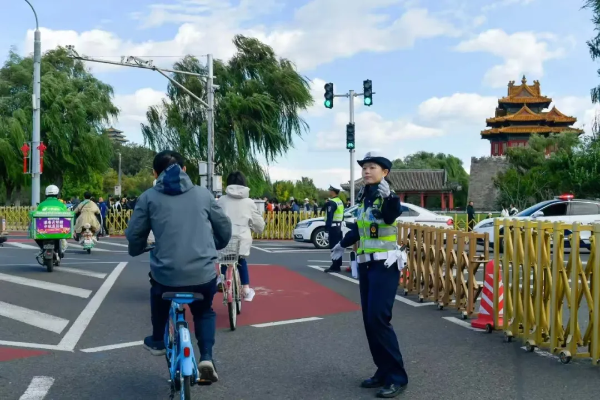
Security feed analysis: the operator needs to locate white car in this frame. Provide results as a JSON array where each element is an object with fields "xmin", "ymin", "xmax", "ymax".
[
  {"xmin": 473, "ymin": 195, "xmax": 600, "ymax": 249},
  {"xmin": 293, "ymin": 202, "xmax": 454, "ymax": 249}
]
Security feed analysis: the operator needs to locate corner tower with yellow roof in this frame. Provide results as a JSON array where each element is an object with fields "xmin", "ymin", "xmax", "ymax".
[{"xmin": 482, "ymin": 76, "xmax": 584, "ymax": 156}]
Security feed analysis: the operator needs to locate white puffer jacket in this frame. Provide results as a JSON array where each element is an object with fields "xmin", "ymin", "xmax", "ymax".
[{"xmin": 218, "ymin": 185, "xmax": 265, "ymax": 256}]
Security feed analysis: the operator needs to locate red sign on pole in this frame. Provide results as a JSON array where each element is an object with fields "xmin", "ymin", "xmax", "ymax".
[
  {"xmin": 20, "ymin": 143, "xmax": 30, "ymax": 173},
  {"xmin": 38, "ymin": 142, "xmax": 47, "ymax": 173}
]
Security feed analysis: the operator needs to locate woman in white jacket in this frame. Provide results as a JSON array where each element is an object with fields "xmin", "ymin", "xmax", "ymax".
[{"xmin": 218, "ymin": 171, "xmax": 266, "ymax": 301}]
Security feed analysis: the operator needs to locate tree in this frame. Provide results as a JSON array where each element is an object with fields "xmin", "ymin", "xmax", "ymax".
[
  {"xmin": 392, "ymin": 152, "xmax": 469, "ymax": 208},
  {"xmin": 0, "ymin": 47, "xmax": 118, "ymax": 202},
  {"xmin": 140, "ymin": 35, "xmax": 314, "ymax": 191},
  {"xmin": 272, "ymin": 177, "xmax": 321, "ymax": 204},
  {"xmin": 584, "ymin": 0, "xmax": 600, "ymax": 103},
  {"xmin": 111, "ymin": 143, "xmax": 156, "ymax": 177},
  {"xmin": 493, "ymin": 133, "xmax": 581, "ymax": 209}
]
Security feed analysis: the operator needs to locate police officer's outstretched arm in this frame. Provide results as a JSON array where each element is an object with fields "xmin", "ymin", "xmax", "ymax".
[
  {"xmin": 339, "ymin": 222, "xmax": 359, "ymax": 248},
  {"xmin": 380, "ymin": 191, "xmax": 402, "ymax": 224}
]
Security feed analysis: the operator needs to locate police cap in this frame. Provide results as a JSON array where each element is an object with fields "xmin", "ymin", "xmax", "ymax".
[
  {"xmin": 357, "ymin": 151, "xmax": 392, "ymax": 170},
  {"xmin": 328, "ymin": 185, "xmax": 340, "ymax": 194}
]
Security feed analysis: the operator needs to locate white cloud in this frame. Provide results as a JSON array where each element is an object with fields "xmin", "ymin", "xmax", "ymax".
[
  {"xmin": 455, "ymin": 29, "xmax": 567, "ymax": 88},
  {"xmin": 112, "ymin": 88, "xmax": 168, "ymax": 143},
  {"xmin": 482, "ymin": 0, "xmax": 535, "ymax": 12},
  {"xmin": 416, "ymin": 93, "xmax": 498, "ymax": 127},
  {"xmin": 25, "ymin": 1, "xmax": 460, "ymax": 72},
  {"xmin": 314, "ymin": 110, "xmax": 443, "ymax": 151},
  {"xmin": 266, "ymin": 165, "xmax": 361, "ymax": 189}
]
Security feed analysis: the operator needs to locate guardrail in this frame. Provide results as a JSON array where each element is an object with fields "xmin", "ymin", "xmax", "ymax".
[
  {"xmin": 495, "ymin": 219, "xmax": 600, "ymax": 365},
  {"xmin": 407, "ymin": 219, "xmax": 600, "ymax": 365},
  {"xmin": 397, "ymin": 223, "xmax": 490, "ymax": 318},
  {"xmin": 1, "ymin": 206, "xmax": 492, "ymax": 238}
]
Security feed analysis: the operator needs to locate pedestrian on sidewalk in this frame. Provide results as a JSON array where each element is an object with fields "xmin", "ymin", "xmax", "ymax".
[
  {"xmin": 323, "ymin": 185, "xmax": 344, "ymax": 273},
  {"xmin": 467, "ymin": 201, "xmax": 475, "ymax": 232},
  {"xmin": 331, "ymin": 150, "xmax": 408, "ymax": 398}
]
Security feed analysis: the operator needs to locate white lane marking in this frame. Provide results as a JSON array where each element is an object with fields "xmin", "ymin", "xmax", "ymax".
[
  {"xmin": 306, "ymin": 265, "xmax": 434, "ymax": 308},
  {"xmin": 6, "ymin": 242, "xmax": 40, "ymax": 250},
  {"xmin": 520, "ymin": 346, "xmax": 558, "ymax": 360},
  {"xmin": 0, "ymin": 301, "xmax": 69, "ymax": 334},
  {"xmin": 442, "ymin": 316, "xmax": 485, "ymax": 332},
  {"xmin": 55, "ymin": 267, "xmax": 106, "ymax": 279},
  {"xmin": 1, "ymin": 262, "xmax": 119, "ymax": 267},
  {"xmin": 0, "ymin": 273, "xmax": 91, "ymax": 298},
  {"xmin": 308, "ymin": 260, "xmax": 333, "ymax": 263},
  {"xmin": 58, "ymin": 262, "xmax": 128, "ymax": 351},
  {"xmin": 19, "ymin": 376, "xmax": 55, "ymax": 400},
  {"xmin": 251, "ymin": 245, "xmax": 272, "ymax": 253},
  {"xmin": 251, "ymin": 317, "xmax": 323, "ymax": 327},
  {"xmin": 80, "ymin": 340, "xmax": 143, "ymax": 353},
  {"xmin": 96, "ymin": 241, "xmax": 129, "ymax": 248},
  {"xmin": 67, "ymin": 244, "xmax": 114, "ymax": 253},
  {"xmin": 0, "ymin": 340, "xmax": 65, "ymax": 351}
]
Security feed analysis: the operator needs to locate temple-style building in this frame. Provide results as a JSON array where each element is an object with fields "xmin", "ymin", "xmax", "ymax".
[
  {"xmin": 105, "ymin": 127, "xmax": 128, "ymax": 144},
  {"xmin": 482, "ymin": 76, "xmax": 584, "ymax": 156}
]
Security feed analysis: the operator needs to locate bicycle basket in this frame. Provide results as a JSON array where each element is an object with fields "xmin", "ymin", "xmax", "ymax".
[{"xmin": 217, "ymin": 237, "xmax": 241, "ymax": 264}]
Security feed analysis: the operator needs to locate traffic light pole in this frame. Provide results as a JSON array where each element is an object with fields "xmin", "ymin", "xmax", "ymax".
[{"xmin": 348, "ymin": 90, "xmax": 355, "ymax": 207}]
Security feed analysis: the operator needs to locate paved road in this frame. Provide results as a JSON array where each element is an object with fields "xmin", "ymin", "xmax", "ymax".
[{"xmin": 0, "ymin": 237, "xmax": 598, "ymax": 399}]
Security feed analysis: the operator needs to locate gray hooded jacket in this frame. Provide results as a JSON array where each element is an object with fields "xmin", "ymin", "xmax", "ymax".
[{"xmin": 126, "ymin": 164, "xmax": 232, "ymax": 287}]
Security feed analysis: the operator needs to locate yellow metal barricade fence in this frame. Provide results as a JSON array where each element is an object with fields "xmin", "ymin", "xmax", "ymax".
[
  {"xmin": 0, "ymin": 206, "xmax": 34, "ymax": 231},
  {"xmin": 397, "ymin": 223, "xmax": 490, "ymax": 319},
  {"xmin": 494, "ymin": 219, "xmax": 600, "ymax": 365}
]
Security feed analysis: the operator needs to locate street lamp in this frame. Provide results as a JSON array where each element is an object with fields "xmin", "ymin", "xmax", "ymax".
[{"xmin": 24, "ymin": 0, "xmax": 42, "ymax": 205}]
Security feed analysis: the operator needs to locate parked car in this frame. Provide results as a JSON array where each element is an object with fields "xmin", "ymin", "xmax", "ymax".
[
  {"xmin": 293, "ymin": 202, "xmax": 454, "ymax": 249},
  {"xmin": 473, "ymin": 194, "xmax": 600, "ymax": 249}
]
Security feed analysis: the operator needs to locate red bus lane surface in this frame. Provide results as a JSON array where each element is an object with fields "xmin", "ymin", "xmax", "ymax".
[{"xmin": 185, "ymin": 265, "xmax": 360, "ymax": 331}]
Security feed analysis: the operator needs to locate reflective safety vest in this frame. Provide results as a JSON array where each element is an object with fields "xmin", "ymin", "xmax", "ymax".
[
  {"xmin": 331, "ymin": 197, "xmax": 344, "ymax": 222},
  {"xmin": 356, "ymin": 197, "xmax": 398, "ymax": 254}
]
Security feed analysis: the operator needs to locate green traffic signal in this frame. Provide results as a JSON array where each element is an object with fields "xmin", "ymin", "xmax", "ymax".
[
  {"xmin": 346, "ymin": 142, "xmax": 355, "ymax": 149},
  {"xmin": 324, "ymin": 100, "xmax": 331, "ymax": 107},
  {"xmin": 364, "ymin": 97, "xmax": 372, "ymax": 106}
]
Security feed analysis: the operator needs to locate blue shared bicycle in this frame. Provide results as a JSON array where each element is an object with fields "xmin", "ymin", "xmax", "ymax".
[
  {"xmin": 162, "ymin": 291, "xmax": 203, "ymax": 400},
  {"xmin": 143, "ymin": 246, "xmax": 202, "ymax": 400}
]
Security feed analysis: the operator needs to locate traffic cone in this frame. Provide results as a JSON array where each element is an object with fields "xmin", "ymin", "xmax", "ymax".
[{"xmin": 471, "ymin": 260, "xmax": 503, "ymax": 332}]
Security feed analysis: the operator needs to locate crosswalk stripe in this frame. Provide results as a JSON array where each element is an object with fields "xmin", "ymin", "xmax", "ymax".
[
  {"xmin": 68, "ymin": 244, "xmax": 112, "ymax": 252},
  {"xmin": 55, "ymin": 267, "xmax": 106, "ymax": 279},
  {"xmin": 19, "ymin": 376, "xmax": 55, "ymax": 399},
  {"xmin": 96, "ymin": 241, "xmax": 129, "ymax": 248},
  {"xmin": 0, "ymin": 301, "xmax": 69, "ymax": 334},
  {"xmin": 6, "ymin": 242, "xmax": 39, "ymax": 250},
  {"xmin": 0, "ymin": 272, "xmax": 92, "ymax": 298}
]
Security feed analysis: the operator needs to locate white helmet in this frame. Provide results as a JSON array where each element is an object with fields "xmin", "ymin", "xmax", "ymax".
[{"xmin": 45, "ymin": 185, "xmax": 59, "ymax": 196}]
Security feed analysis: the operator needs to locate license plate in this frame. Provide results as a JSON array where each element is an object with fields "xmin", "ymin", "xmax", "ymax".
[
  {"xmin": 43, "ymin": 244, "xmax": 55, "ymax": 249},
  {"xmin": 84, "ymin": 240, "xmax": 92, "ymax": 245}
]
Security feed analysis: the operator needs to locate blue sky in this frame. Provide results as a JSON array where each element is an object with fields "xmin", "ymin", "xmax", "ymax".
[{"xmin": 2, "ymin": 0, "xmax": 599, "ymax": 189}]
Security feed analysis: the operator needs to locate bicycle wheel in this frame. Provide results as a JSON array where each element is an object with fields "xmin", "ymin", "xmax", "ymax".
[
  {"xmin": 228, "ymin": 268, "xmax": 237, "ymax": 331},
  {"xmin": 234, "ymin": 266, "xmax": 242, "ymax": 315},
  {"xmin": 180, "ymin": 375, "xmax": 191, "ymax": 400}
]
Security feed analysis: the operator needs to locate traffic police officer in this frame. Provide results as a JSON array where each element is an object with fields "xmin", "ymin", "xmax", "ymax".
[
  {"xmin": 324, "ymin": 185, "xmax": 344, "ymax": 273},
  {"xmin": 331, "ymin": 151, "xmax": 408, "ymax": 398}
]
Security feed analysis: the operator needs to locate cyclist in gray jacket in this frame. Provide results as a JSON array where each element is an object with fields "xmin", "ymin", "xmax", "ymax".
[{"xmin": 126, "ymin": 150, "xmax": 232, "ymax": 385}]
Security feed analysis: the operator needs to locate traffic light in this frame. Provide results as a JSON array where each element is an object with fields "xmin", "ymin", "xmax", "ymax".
[
  {"xmin": 363, "ymin": 79, "xmax": 372, "ymax": 106},
  {"xmin": 346, "ymin": 123, "xmax": 355, "ymax": 150},
  {"xmin": 324, "ymin": 82, "xmax": 334, "ymax": 109}
]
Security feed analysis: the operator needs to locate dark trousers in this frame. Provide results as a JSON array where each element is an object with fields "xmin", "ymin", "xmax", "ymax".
[
  {"xmin": 149, "ymin": 274, "xmax": 218, "ymax": 361},
  {"xmin": 467, "ymin": 217, "xmax": 475, "ymax": 232},
  {"xmin": 358, "ymin": 260, "xmax": 409, "ymax": 386},
  {"xmin": 328, "ymin": 224, "xmax": 342, "ymax": 270}
]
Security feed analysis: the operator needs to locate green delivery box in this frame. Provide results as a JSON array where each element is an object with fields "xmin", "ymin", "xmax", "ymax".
[{"xmin": 29, "ymin": 203, "xmax": 74, "ymax": 240}]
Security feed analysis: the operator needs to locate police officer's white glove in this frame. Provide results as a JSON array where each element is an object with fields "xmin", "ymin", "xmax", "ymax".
[
  {"xmin": 331, "ymin": 243, "xmax": 344, "ymax": 260},
  {"xmin": 324, "ymin": 232, "xmax": 329, "ymax": 240},
  {"xmin": 378, "ymin": 179, "xmax": 391, "ymax": 198}
]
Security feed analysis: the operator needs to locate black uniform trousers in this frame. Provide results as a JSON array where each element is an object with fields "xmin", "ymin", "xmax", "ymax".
[
  {"xmin": 358, "ymin": 259, "xmax": 409, "ymax": 386},
  {"xmin": 328, "ymin": 222, "xmax": 342, "ymax": 270}
]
